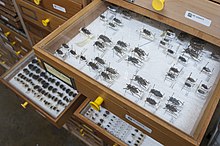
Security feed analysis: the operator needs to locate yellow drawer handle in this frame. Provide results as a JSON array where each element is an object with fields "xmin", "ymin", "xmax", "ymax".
[
  {"xmin": 4, "ymin": 31, "xmax": 10, "ymax": 37},
  {"xmin": 11, "ymin": 41, "xmax": 16, "ymax": 46},
  {"xmin": 21, "ymin": 102, "xmax": 28, "ymax": 109},
  {"xmin": 15, "ymin": 50, "xmax": 21, "ymax": 56},
  {"xmin": 80, "ymin": 129, "xmax": 85, "ymax": 137},
  {"xmin": 89, "ymin": 96, "xmax": 104, "ymax": 111},
  {"xmin": 34, "ymin": 0, "xmax": 41, "ymax": 5},
  {"xmin": 0, "ymin": 53, "xmax": 2, "ymax": 57},
  {"xmin": 152, "ymin": 0, "xmax": 165, "ymax": 11},
  {"xmin": 113, "ymin": 144, "xmax": 119, "ymax": 146},
  {"xmin": 42, "ymin": 19, "xmax": 50, "ymax": 27}
]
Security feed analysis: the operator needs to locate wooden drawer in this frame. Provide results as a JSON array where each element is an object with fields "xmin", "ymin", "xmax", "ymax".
[
  {"xmin": 25, "ymin": 0, "xmax": 84, "ymax": 19},
  {"xmin": 25, "ymin": 20, "xmax": 50, "ymax": 39},
  {"xmin": 0, "ymin": 10, "xmax": 21, "ymax": 29},
  {"xmin": 0, "ymin": 22, "xmax": 31, "ymax": 49},
  {"xmin": 33, "ymin": 0, "xmax": 220, "ymax": 145},
  {"xmin": 0, "ymin": 47, "xmax": 19, "ymax": 68},
  {"xmin": 0, "ymin": 0, "xmax": 14, "ymax": 6},
  {"xmin": 0, "ymin": 51, "xmax": 87, "ymax": 127},
  {"xmin": 109, "ymin": 0, "xmax": 220, "ymax": 46},
  {"xmin": 0, "ymin": 6, "xmax": 17, "ymax": 17},
  {"xmin": 0, "ymin": 0, "xmax": 16, "ymax": 12},
  {"xmin": 29, "ymin": 31, "xmax": 42, "ymax": 45},
  {"xmin": 17, "ymin": 0, "xmax": 65, "ymax": 32},
  {"xmin": 66, "ymin": 116, "xmax": 104, "ymax": 146}
]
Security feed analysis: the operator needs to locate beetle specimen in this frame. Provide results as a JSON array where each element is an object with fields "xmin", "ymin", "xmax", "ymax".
[
  {"xmin": 113, "ymin": 45, "xmax": 124, "ymax": 56},
  {"xmin": 164, "ymin": 104, "xmax": 178, "ymax": 114},
  {"xmin": 165, "ymin": 72, "xmax": 176, "ymax": 80},
  {"xmin": 177, "ymin": 32, "xmax": 188, "ymax": 41},
  {"xmin": 169, "ymin": 67, "xmax": 179, "ymax": 74},
  {"xmin": 93, "ymin": 41, "xmax": 105, "ymax": 51},
  {"xmin": 178, "ymin": 56, "xmax": 187, "ymax": 63},
  {"xmin": 132, "ymin": 47, "xmax": 147, "ymax": 59},
  {"xmin": 168, "ymin": 97, "xmax": 183, "ymax": 106},
  {"xmin": 99, "ymin": 14, "xmax": 107, "ymax": 22},
  {"xmin": 70, "ymin": 50, "xmax": 76, "ymax": 56},
  {"xmin": 131, "ymin": 75, "xmax": 149, "ymax": 88},
  {"xmin": 124, "ymin": 84, "xmax": 142, "ymax": 97},
  {"xmin": 80, "ymin": 27, "xmax": 91, "ymax": 35},
  {"xmin": 56, "ymin": 49, "xmax": 63, "ymax": 55},
  {"xmin": 88, "ymin": 62, "xmax": 99, "ymax": 70},
  {"xmin": 62, "ymin": 43, "xmax": 69, "ymax": 48},
  {"xmin": 201, "ymin": 62, "xmax": 213, "ymax": 75},
  {"xmin": 113, "ymin": 17, "xmax": 123, "ymax": 26},
  {"xmin": 149, "ymin": 89, "xmax": 163, "ymax": 98},
  {"xmin": 95, "ymin": 57, "xmax": 105, "ymax": 65},
  {"xmin": 117, "ymin": 40, "xmax": 128, "ymax": 48},
  {"xmin": 127, "ymin": 56, "xmax": 141, "ymax": 66},
  {"xmin": 167, "ymin": 49, "xmax": 174, "ymax": 54},
  {"xmin": 121, "ymin": 10, "xmax": 131, "ymax": 19},
  {"xmin": 98, "ymin": 35, "xmax": 112, "ymax": 45},
  {"xmin": 190, "ymin": 37, "xmax": 205, "ymax": 50},
  {"xmin": 165, "ymin": 29, "xmax": 175, "ymax": 39},
  {"xmin": 183, "ymin": 47, "xmax": 201, "ymax": 60},
  {"xmin": 107, "ymin": 5, "xmax": 117, "ymax": 12},
  {"xmin": 108, "ymin": 22, "xmax": 117, "ymax": 30},
  {"xmin": 106, "ymin": 67, "xmax": 118, "ymax": 75},
  {"xmin": 145, "ymin": 97, "xmax": 157, "ymax": 106},
  {"xmin": 140, "ymin": 29, "xmax": 155, "ymax": 41},
  {"xmin": 100, "ymin": 72, "xmax": 111, "ymax": 80},
  {"xmin": 159, "ymin": 40, "xmax": 172, "ymax": 49}
]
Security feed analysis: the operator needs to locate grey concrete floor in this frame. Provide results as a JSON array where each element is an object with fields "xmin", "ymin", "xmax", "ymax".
[{"xmin": 0, "ymin": 82, "xmax": 87, "ymax": 146}]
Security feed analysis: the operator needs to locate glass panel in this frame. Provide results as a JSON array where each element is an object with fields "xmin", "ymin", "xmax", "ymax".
[{"xmin": 42, "ymin": 2, "xmax": 220, "ymax": 135}]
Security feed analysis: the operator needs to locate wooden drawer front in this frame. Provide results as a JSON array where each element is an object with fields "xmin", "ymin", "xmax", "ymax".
[
  {"xmin": 110, "ymin": 0, "xmax": 220, "ymax": 42},
  {"xmin": 17, "ymin": 0, "xmax": 65, "ymax": 32},
  {"xmin": 29, "ymin": 31, "xmax": 42, "ymax": 45},
  {"xmin": 66, "ymin": 117, "xmax": 104, "ymax": 146},
  {"xmin": 25, "ymin": 20, "xmax": 50, "ymax": 38},
  {"xmin": 0, "ymin": 6, "xmax": 17, "ymax": 16},
  {"xmin": 0, "ymin": 10, "xmax": 21, "ymax": 29},
  {"xmin": 0, "ymin": 0, "xmax": 14, "ymax": 6},
  {"xmin": 0, "ymin": 23, "xmax": 31, "ymax": 49},
  {"xmin": 25, "ymin": 0, "xmax": 83, "ymax": 19},
  {"xmin": 0, "ymin": 1, "xmax": 16, "ymax": 12}
]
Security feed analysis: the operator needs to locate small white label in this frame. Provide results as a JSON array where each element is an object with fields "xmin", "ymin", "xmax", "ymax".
[
  {"xmin": 52, "ymin": 4, "xmax": 66, "ymax": 13},
  {"xmin": 5, "ymin": 42, "xmax": 13, "ymax": 50},
  {"xmin": 125, "ymin": 114, "xmax": 152, "ymax": 133},
  {"xmin": 0, "ymin": 1, "xmax": 5, "ymax": 6},
  {"xmin": 0, "ymin": 33, "xmax": 8, "ymax": 40},
  {"xmin": 185, "ymin": 11, "xmax": 211, "ymax": 27},
  {"xmin": 15, "ymin": 36, "xmax": 22, "ymax": 43},
  {"xmin": 1, "ymin": 15, "xmax": 9, "ymax": 22},
  {"xmin": 21, "ymin": 46, "xmax": 28, "ymax": 52}
]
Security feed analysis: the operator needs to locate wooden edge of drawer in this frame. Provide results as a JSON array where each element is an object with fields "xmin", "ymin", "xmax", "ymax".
[{"xmin": 74, "ymin": 98, "xmax": 126, "ymax": 146}]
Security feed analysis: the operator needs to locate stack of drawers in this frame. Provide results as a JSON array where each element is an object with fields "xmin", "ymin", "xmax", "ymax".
[
  {"xmin": 0, "ymin": 0, "xmax": 32, "ymax": 73},
  {"xmin": 16, "ymin": 0, "xmax": 91, "ymax": 45}
]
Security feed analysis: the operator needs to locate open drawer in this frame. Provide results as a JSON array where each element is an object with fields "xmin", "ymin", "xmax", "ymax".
[
  {"xmin": 33, "ymin": 0, "xmax": 220, "ymax": 145},
  {"xmin": 74, "ymin": 98, "xmax": 164, "ymax": 146},
  {"xmin": 0, "ymin": 51, "xmax": 86, "ymax": 127}
]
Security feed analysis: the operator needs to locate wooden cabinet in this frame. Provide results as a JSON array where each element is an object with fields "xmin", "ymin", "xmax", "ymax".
[
  {"xmin": 33, "ymin": 0, "xmax": 220, "ymax": 145},
  {"xmin": 15, "ymin": 0, "xmax": 91, "ymax": 45}
]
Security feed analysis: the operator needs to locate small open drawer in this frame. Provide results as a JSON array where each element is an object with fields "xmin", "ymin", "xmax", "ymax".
[
  {"xmin": 0, "ymin": 51, "xmax": 86, "ymax": 127},
  {"xmin": 74, "ymin": 98, "xmax": 163, "ymax": 146}
]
